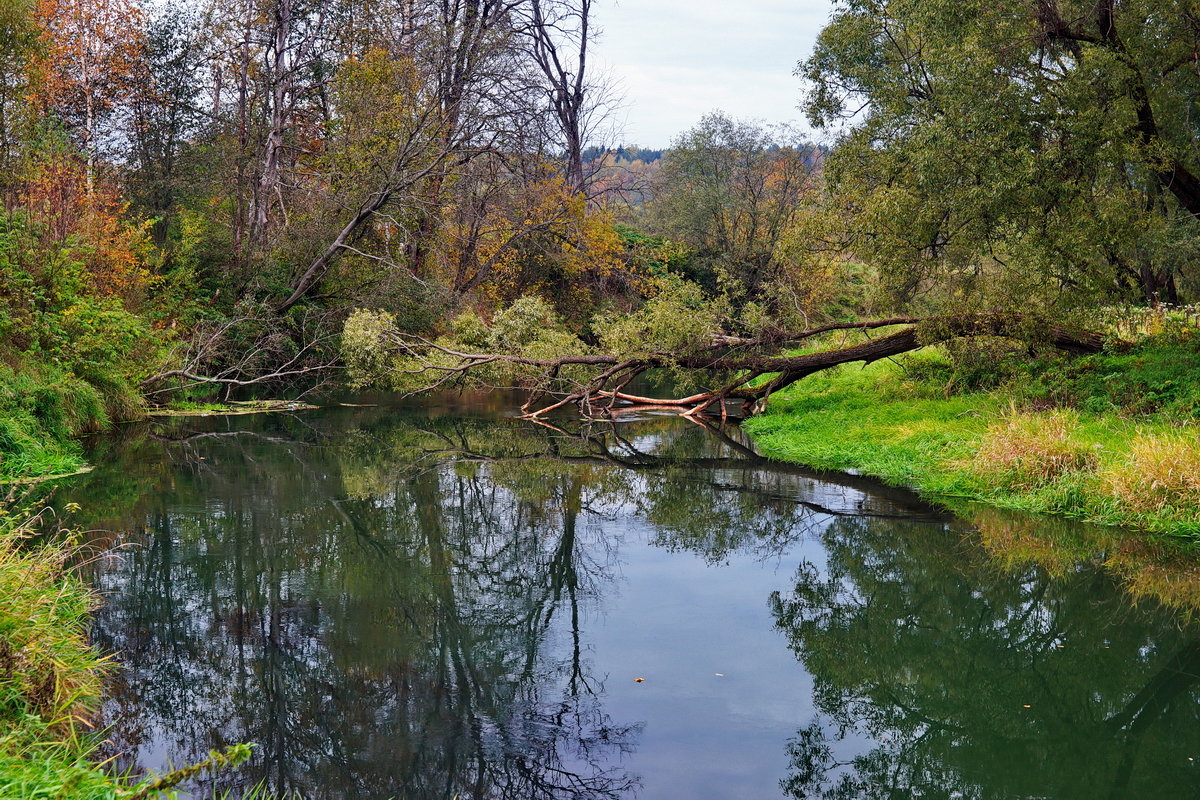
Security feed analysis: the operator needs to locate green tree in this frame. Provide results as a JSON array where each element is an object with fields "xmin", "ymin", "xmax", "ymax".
[
  {"xmin": 802, "ymin": 0, "xmax": 1200, "ymax": 310},
  {"xmin": 649, "ymin": 112, "xmax": 821, "ymax": 310}
]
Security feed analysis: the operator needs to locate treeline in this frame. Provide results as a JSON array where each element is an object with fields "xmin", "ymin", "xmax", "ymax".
[
  {"xmin": 2, "ymin": 0, "xmax": 1199, "ymax": 460},
  {"xmin": 0, "ymin": 0, "xmax": 832, "ymax": 438}
]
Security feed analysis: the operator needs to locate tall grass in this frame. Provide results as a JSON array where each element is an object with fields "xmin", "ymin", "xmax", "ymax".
[
  {"xmin": 967, "ymin": 409, "xmax": 1096, "ymax": 491},
  {"xmin": 0, "ymin": 491, "xmax": 116, "ymax": 797},
  {"xmin": 1102, "ymin": 432, "xmax": 1200, "ymax": 519}
]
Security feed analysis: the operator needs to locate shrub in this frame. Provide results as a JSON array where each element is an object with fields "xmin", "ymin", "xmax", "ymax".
[
  {"xmin": 967, "ymin": 409, "xmax": 1096, "ymax": 490},
  {"xmin": 341, "ymin": 309, "xmax": 398, "ymax": 390},
  {"xmin": 487, "ymin": 295, "xmax": 563, "ymax": 350}
]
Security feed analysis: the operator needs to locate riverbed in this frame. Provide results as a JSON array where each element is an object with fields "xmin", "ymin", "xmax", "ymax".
[{"xmin": 59, "ymin": 395, "xmax": 1200, "ymax": 798}]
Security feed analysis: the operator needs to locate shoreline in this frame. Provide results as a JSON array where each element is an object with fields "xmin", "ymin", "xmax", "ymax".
[{"xmin": 742, "ymin": 358, "xmax": 1200, "ymax": 541}]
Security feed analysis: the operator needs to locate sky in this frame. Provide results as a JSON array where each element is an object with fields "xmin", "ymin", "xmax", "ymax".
[{"xmin": 593, "ymin": 0, "xmax": 833, "ymax": 147}]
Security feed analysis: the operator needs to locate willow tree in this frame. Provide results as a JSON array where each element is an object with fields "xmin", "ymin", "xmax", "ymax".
[{"xmin": 801, "ymin": 0, "xmax": 1200, "ymax": 308}]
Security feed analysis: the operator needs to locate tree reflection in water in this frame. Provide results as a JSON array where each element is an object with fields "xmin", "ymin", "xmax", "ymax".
[
  {"xmin": 771, "ymin": 516, "xmax": 1200, "ymax": 799},
  {"xmin": 63, "ymin": 402, "xmax": 1200, "ymax": 799},
  {"xmin": 81, "ymin": 412, "xmax": 660, "ymax": 799}
]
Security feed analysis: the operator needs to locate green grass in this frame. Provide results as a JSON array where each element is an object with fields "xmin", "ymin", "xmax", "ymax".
[
  {"xmin": 0, "ymin": 362, "xmax": 107, "ymax": 482},
  {"xmin": 743, "ymin": 341, "xmax": 1200, "ymax": 539},
  {"xmin": 0, "ymin": 353, "xmax": 158, "ymax": 482}
]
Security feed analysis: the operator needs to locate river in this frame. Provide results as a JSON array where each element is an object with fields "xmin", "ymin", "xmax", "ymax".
[{"xmin": 58, "ymin": 395, "xmax": 1200, "ymax": 799}]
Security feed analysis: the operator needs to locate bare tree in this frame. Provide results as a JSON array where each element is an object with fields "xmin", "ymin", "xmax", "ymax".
[
  {"xmin": 520, "ymin": 0, "xmax": 617, "ymax": 194},
  {"xmin": 250, "ymin": 0, "xmax": 333, "ymax": 248}
]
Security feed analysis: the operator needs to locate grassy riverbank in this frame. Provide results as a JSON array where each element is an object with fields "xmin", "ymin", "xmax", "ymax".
[
  {"xmin": 0, "ymin": 498, "xmax": 254, "ymax": 798},
  {"xmin": 0, "ymin": 354, "xmax": 149, "ymax": 482},
  {"xmin": 0, "ymin": 499, "xmax": 125, "ymax": 798},
  {"xmin": 743, "ymin": 335, "xmax": 1200, "ymax": 539}
]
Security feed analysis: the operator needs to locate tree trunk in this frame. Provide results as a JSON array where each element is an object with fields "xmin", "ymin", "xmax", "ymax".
[{"xmin": 380, "ymin": 314, "xmax": 1109, "ymax": 419}]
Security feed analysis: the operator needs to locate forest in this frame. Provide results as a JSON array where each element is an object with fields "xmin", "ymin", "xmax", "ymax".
[
  {"xmin": 4, "ymin": 0, "xmax": 1200, "ymax": 795},
  {"xmin": 1, "ymin": 0, "xmax": 1197, "ymax": 467}
]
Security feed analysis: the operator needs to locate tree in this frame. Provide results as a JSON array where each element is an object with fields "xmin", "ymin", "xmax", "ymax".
[
  {"xmin": 521, "ymin": 0, "xmax": 608, "ymax": 194},
  {"xmin": 31, "ymin": 0, "xmax": 147, "ymax": 190},
  {"xmin": 800, "ymin": 0, "xmax": 1200, "ymax": 308},
  {"xmin": 275, "ymin": 0, "xmax": 536, "ymax": 312},
  {"xmin": 650, "ymin": 113, "xmax": 821, "ymax": 308},
  {"xmin": 124, "ymin": 3, "xmax": 203, "ymax": 244},
  {"xmin": 249, "ymin": 0, "xmax": 333, "ymax": 249},
  {"xmin": 0, "ymin": 0, "xmax": 38, "ymax": 197},
  {"xmin": 342, "ymin": 290, "xmax": 1106, "ymax": 420}
]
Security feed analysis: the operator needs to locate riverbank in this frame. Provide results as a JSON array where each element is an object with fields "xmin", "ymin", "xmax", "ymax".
[
  {"xmin": 743, "ymin": 338, "xmax": 1200, "ymax": 539},
  {"xmin": 0, "ymin": 499, "xmax": 126, "ymax": 798},
  {"xmin": 0, "ymin": 363, "xmax": 105, "ymax": 481},
  {"xmin": 0, "ymin": 362, "xmax": 314, "ymax": 482}
]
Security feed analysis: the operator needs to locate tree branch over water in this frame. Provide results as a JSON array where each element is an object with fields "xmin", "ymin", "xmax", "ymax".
[{"xmin": 349, "ymin": 311, "xmax": 1108, "ymax": 419}]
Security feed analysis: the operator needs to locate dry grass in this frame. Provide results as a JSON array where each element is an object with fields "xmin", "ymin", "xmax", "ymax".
[
  {"xmin": 1102, "ymin": 431, "xmax": 1200, "ymax": 516},
  {"xmin": 968, "ymin": 409, "xmax": 1096, "ymax": 490}
]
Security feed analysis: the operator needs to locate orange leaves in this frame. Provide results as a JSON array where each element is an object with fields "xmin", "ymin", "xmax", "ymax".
[
  {"xmin": 30, "ymin": 0, "xmax": 148, "ymax": 145},
  {"xmin": 20, "ymin": 145, "xmax": 153, "ymax": 303},
  {"xmin": 15, "ymin": 0, "xmax": 153, "ymax": 306},
  {"xmin": 76, "ymin": 189, "xmax": 153, "ymax": 300}
]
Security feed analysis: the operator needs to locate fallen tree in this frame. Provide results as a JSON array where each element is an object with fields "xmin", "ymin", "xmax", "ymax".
[{"xmin": 346, "ymin": 308, "xmax": 1108, "ymax": 420}]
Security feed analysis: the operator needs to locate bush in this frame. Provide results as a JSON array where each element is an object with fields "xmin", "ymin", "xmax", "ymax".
[
  {"xmin": 487, "ymin": 296, "xmax": 564, "ymax": 350},
  {"xmin": 342, "ymin": 309, "xmax": 398, "ymax": 390}
]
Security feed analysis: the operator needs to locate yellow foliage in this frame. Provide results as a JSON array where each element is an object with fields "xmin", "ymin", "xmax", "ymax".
[{"xmin": 474, "ymin": 173, "xmax": 639, "ymax": 314}]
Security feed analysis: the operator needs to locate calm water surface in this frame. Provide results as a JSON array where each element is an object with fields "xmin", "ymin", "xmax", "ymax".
[{"xmin": 60, "ymin": 396, "xmax": 1200, "ymax": 799}]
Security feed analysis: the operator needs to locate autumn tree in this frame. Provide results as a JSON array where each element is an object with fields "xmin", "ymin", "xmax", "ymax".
[
  {"xmin": 0, "ymin": 0, "xmax": 38, "ymax": 197},
  {"xmin": 31, "ymin": 0, "xmax": 147, "ymax": 190},
  {"xmin": 649, "ymin": 113, "xmax": 822, "ymax": 314}
]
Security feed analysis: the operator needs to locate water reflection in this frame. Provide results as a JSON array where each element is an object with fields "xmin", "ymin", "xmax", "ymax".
[
  {"xmin": 61, "ymin": 401, "xmax": 1200, "ymax": 799},
  {"xmin": 771, "ymin": 515, "xmax": 1200, "ymax": 798}
]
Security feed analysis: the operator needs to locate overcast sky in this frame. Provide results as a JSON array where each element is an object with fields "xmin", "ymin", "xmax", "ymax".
[{"xmin": 593, "ymin": 0, "xmax": 833, "ymax": 147}]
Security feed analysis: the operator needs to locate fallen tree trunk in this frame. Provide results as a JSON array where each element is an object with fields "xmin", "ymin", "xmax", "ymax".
[{"xmin": 380, "ymin": 313, "xmax": 1108, "ymax": 419}]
